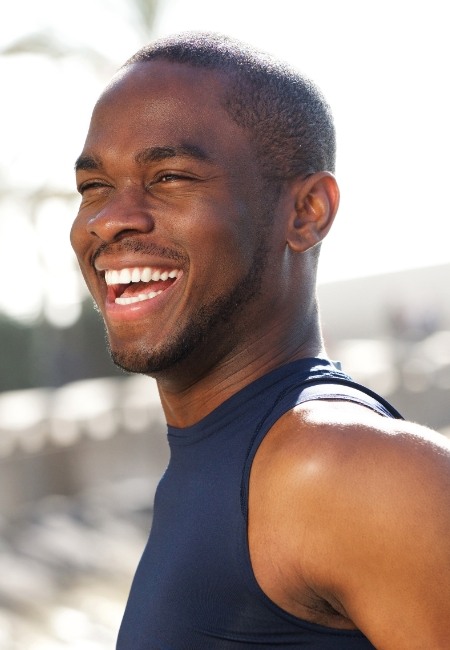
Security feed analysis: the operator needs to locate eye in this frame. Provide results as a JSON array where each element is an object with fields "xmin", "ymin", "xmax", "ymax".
[
  {"xmin": 157, "ymin": 173, "xmax": 188, "ymax": 183},
  {"xmin": 145, "ymin": 172, "xmax": 195, "ymax": 192},
  {"xmin": 77, "ymin": 180, "xmax": 110, "ymax": 195}
]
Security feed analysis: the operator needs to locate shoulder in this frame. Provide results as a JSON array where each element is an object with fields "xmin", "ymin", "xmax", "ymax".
[
  {"xmin": 251, "ymin": 400, "xmax": 450, "ymax": 646},
  {"xmin": 258, "ymin": 398, "xmax": 450, "ymax": 488},
  {"xmin": 259, "ymin": 399, "xmax": 450, "ymax": 547}
]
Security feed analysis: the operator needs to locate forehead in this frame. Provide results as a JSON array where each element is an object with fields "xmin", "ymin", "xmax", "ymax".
[{"xmin": 84, "ymin": 61, "xmax": 242, "ymax": 159}]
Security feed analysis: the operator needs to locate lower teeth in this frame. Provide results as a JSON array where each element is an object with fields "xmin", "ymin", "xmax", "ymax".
[{"xmin": 115, "ymin": 290, "xmax": 163, "ymax": 305}]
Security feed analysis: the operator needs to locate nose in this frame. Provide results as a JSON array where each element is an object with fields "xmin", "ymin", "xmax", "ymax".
[{"xmin": 86, "ymin": 189, "xmax": 155, "ymax": 244}]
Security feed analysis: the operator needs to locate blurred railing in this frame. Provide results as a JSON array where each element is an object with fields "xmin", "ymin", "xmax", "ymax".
[{"xmin": 0, "ymin": 375, "xmax": 168, "ymax": 650}]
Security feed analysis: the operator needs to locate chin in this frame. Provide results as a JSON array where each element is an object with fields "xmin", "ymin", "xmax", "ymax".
[{"xmin": 107, "ymin": 335, "xmax": 194, "ymax": 376}]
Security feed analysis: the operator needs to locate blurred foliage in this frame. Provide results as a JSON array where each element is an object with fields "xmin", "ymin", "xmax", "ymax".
[{"xmin": 0, "ymin": 300, "xmax": 124, "ymax": 391}]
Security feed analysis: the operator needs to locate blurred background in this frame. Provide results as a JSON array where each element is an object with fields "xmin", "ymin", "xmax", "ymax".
[{"xmin": 0, "ymin": 0, "xmax": 449, "ymax": 647}]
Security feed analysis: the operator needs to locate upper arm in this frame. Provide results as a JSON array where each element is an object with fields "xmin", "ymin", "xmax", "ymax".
[{"xmin": 292, "ymin": 411, "xmax": 450, "ymax": 649}]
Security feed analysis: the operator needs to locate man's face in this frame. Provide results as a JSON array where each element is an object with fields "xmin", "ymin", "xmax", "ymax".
[{"xmin": 71, "ymin": 61, "xmax": 279, "ymax": 376}]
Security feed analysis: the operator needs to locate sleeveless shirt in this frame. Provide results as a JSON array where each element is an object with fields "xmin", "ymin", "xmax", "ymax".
[{"xmin": 117, "ymin": 358, "xmax": 402, "ymax": 649}]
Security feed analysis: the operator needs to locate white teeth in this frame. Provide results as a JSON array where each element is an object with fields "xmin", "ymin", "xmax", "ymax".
[
  {"xmin": 104, "ymin": 266, "xmax": 181, "ymax": 286},
  {"xmin": 131, "ymin": 267, "xmax": 141, "ymax": 282},
  {"xmin": 115, "ymin": 290, "xmax": 163, "ymax": 305},
  {"xmin": 107, "ymin": 265, "xmax": 179, "ymax": 304},
  {"xmin": 118, "ymin": 268, "xmax": 132, "ymax": 284},
  {"xmin": 105, "ymin": 269, "xmax": 120, "ymax": 285}
]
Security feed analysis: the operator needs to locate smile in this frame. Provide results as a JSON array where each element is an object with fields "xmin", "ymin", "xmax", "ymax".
[{"xmin": 104, "ymin": 266, "xmax": 181, "ymax": 305}]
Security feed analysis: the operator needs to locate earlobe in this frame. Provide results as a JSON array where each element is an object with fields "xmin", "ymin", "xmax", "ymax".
[{"xmin": 286, "ymin": 172, "xmax": 340, "ymax": 253}]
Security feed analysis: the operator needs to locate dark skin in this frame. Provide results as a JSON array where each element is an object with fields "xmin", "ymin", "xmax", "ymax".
[{"xmin": 71, "ymin": 60, "xmax": 450, "ymax": 649}]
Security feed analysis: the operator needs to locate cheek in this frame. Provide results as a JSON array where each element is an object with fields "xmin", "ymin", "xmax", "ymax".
[
  {"xmin": 182, "ymin": 193, "xmax": 259, "ymax": 262},
  {"xmin": 70, "ymin": 215, "xmax": 100, "ymax": 295},
  {"xmin": 70, "ymin": 212, "xmax": 85, "ymax": 258},
  {"xmin": 189, "ymin": 217, "xmax": 256, "ymax": 282}
]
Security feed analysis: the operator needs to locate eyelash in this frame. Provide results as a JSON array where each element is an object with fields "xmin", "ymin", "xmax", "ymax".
[
  {"xmin": 154, "ymin": 172, "xmax": 188, "ymax": 183},
  {"xmin": 145, "ymin": 172, "xmax": 195, "ymax": 190},
  {"xmin": 78, "ymin": 180, "xmax": 108, "ymax": 194}
]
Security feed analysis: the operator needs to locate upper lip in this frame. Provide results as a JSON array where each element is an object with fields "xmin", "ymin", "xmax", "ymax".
[{"xmin": 92, "ymin": 240, "xmax": 188, "ymax": 277}]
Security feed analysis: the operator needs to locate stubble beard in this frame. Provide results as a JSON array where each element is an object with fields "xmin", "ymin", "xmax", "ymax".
[{"xmin": 106, "ymin": 235, "xmax": 270, "ymax": 376}]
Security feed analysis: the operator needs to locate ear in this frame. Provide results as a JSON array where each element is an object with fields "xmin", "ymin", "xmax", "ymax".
[{"xmin": 286, "ymin": 172, "xmax": 340, "ymax": 253}]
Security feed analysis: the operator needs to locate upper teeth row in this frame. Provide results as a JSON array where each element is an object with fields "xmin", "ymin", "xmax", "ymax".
[{"xmin": 105, "ymin": 267, "xmax": 180, "ymax": 286}]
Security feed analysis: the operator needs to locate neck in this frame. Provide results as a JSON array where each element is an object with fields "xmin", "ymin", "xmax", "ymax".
[{"xmin": 155, "ymin": 315, "xmax": 326, "ymax": 428}]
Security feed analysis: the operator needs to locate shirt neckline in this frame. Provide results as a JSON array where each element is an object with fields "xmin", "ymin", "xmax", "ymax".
[{"xmin": 166, "ymin": 357, "xmax": 342, "ymax": 446}]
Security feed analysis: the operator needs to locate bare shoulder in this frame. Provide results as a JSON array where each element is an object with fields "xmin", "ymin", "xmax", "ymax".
[
  {"xmin": 251, "ymin": 401, "xmax": 450, "ymax": 648},
  {"xmin": 255, "ymin": 398, "xmax": 450, "ymax": 539},
  {"xmin": 262, "ymin": 398, "xmax": 450, "ymax": 494}
]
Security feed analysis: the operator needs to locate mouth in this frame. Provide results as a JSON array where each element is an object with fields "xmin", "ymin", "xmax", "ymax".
[{"xmin": 104, "ymin": 266, "xmax": 182, "ymax": 305}]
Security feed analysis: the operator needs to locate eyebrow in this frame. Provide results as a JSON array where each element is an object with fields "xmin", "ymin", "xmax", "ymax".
[
  {"xmin": 74, "ymin": 143, "xmax": 212, "ymax": 173},
  {"xmin": 74, "ymin": 155, "xmax": 101, "ymax": 172},
  {"xmin": 134, "ymin": 144, "xmax": 211, "ymax": 165}
]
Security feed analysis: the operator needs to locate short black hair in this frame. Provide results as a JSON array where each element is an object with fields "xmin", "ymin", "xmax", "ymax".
[{"xmin": 125, "ymin": 32, "xmax": 336, "ymax": 185}]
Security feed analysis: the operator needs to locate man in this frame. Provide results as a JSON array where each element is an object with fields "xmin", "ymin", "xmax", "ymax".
[{"xmin": 71, "ymin": 32, "xmax": 450, "ymax": 649}]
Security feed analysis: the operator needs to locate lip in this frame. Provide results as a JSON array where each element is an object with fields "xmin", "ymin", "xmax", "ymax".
[{"xmin": 94, "ymin": 253, "xmax": 183, "ymax": 273}]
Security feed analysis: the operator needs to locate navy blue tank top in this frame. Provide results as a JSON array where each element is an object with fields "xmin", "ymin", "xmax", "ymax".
[{"xmin": 117, "ymin": 358, "xmax": 402, "ymax": 649}]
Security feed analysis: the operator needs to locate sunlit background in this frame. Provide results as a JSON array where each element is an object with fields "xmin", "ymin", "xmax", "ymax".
[{"xmin": 1, "ymin": 1, "xmax": 449, "ymax": 648}]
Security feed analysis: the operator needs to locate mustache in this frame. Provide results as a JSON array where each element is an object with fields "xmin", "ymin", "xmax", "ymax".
[{"xmin": 92, "ymin": 238, "xmax": 188, "ymax": 267}]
